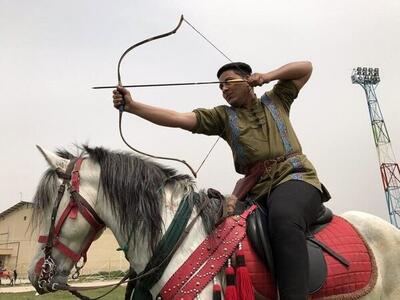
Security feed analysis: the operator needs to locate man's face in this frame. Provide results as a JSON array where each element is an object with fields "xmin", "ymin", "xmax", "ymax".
[{"xmin": 218, "ymin": 70, "xmax": 250, "ymax": 107}]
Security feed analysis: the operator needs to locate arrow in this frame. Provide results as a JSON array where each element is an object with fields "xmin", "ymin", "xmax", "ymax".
[{"xmin": 92, "ymin": 79, "xmax": 246, "ymax": 89}]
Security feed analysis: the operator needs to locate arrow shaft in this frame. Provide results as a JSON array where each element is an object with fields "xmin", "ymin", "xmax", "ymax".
[{"xmin": 93, "ymin": 80, "xmax": 246, "ymax": 89}]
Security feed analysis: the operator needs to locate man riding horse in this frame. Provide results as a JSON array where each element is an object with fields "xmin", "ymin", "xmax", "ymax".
[{"xmin": 113, "ymin": 61, "xmax": 330, "ymax": 300}]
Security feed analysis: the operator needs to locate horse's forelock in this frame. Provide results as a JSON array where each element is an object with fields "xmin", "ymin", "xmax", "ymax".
[
  {"xmin": 31, "ymin": 169, "xmax": 60, "ymax": 230},
  {"xmin": 55, "ymin": 149, "xmax": 77, "ymax": 160},
  {"xmin": 31, "ymin": 148, "xmax": 77, "ymax": 231}
]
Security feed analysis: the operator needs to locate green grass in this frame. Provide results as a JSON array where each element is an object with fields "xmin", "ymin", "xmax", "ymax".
[{"xmin": 0, "ymin": 286, "xmax": 126, "ymax": 300}]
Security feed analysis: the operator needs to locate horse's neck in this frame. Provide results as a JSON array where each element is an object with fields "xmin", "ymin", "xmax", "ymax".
[
  {"xmin": 99, "ymin": 182, "xmax": 209, "ymax": 296},
  {"xmin": 150, "ymin": 187, "xmax": 209, "ymax": 296}
]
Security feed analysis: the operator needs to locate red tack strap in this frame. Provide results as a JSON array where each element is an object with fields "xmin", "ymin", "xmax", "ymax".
[
  {"xmin": 71, "ymin": 158, "xmax": 84, "ymax": 192},
  {"xmin": 38, "ymin": 235, "xmax": 81, "ymax": 262},
  {"xmin": 38, "ymin": 235, "xmax": 48, "ymax": 243},
  {"xmin": 241, "ymin": 204, "xmax": 257, "ymax": 219},
  {"xmin": 56, "ymin": 240, "xmax": 82, "ymax": 262},
  {"xmin": 81, "ymin": 230, "xmax": 98, "ymax": 261},
  {"xmin": 54, "ymin": 201, "xmax": 75, "ymax": 235},
  {"xmin": 160, "ymin": 204, "xmax": 257, "ymax": 300},
  {"xmin": 160, "ymin": 218, "xmax": 237, "ymax": 299},
  {"xmin": 78, "ymin": 204, "xmax": 105, "ymax": 232},
  {"xmin": 34, "ymin": 257, "xmax": 45, "ymax": 275},
  {"xmin": 175, "ymin": 223, "xmax": 247, "ymax": 299}
]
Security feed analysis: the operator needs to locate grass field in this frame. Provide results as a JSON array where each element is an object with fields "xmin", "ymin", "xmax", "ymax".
[{"xmin": 0, "ymin": 286, "xmax": 126, "ymax": 300}]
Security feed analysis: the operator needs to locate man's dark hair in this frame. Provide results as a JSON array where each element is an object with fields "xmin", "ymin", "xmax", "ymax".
[{"xmin": 217, "ymin": 62, "xmax": 252, "ymax": 78}]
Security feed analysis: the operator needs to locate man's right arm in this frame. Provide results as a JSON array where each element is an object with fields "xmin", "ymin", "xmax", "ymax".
[{"xmin": 113, "ymin": 86, "xmax": 198, "ymax": 132}]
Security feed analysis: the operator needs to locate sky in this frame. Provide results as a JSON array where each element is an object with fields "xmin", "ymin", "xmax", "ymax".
[{"xmin": 1, "ymin": 1, "xmax": 400, "ymax": 223}]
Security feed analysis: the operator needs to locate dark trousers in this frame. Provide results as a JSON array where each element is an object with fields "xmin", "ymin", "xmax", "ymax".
[{"xmin": 261, "ymin": 180, "xmax": 322, "ymax": 300}]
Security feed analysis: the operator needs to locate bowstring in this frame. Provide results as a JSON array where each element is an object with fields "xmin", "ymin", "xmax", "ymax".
[
  {"xmin": 182, "ymin": 18, "xmax": 233, "ymax": 63},
  {"xmin": 182, "ymin": 16, "xmax": 233, "ymax": 174}
]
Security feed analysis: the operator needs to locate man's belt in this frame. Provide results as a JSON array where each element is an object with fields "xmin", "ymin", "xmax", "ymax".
[{"xmin": 232, "ymin": 152, "xmax": 301, "ymax": 201}]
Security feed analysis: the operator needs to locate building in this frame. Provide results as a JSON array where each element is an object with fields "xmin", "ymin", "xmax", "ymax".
[{"xmin": 0, "ymin": 201, "xmax": 129, "ymax": 278}]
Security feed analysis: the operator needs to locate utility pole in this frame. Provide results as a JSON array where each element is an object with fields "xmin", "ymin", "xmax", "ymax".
[{"xmin": 352, "ymin": 67, "xmax": 400, "ymax": 228}]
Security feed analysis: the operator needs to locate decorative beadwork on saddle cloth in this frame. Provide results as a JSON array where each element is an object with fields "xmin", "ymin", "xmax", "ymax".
[
  {"xmin": 241, "ymin": 215, "xmax": 377, "ymax": 300},
  {"xmin": 159, "ymin": 206, "xmax": 257, "ymax": 300}
]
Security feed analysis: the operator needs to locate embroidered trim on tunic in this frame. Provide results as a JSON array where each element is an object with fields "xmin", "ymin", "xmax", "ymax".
[
  {"xmin": 290, "ymin": 173, "xmax": 304, "ymax": 180},
  {"xmin": 226, "ymin": 107, "xmax": 247, "ymax": 172},
  {"xmin": 261, "ymin": 94, "xmax": 305, "ymax": 175},
  {"xmin": 260, "ymin": 94, "xmax": 293, "ymax": 154}
]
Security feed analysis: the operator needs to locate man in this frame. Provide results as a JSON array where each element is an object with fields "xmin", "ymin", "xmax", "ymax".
[
  {"xmin": 13, "ymin": 269, "xmax": 17, "ymax": 285},
  {"xmin": 113, "ymin": 61, "xmax": 327, "ymax": 300}
]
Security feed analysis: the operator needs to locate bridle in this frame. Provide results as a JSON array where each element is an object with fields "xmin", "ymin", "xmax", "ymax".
[{"xmin": 35, "ymin": 157, "xmax": 105, "ymax": 292}]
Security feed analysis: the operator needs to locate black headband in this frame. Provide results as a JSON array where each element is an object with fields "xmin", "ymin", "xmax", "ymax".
[{"xmin": 217, "ymin": 62, "xmax": 252, "ymax": 78}]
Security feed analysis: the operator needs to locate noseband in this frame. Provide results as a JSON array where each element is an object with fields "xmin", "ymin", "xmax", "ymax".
[{"xmin": 36, "ymin": 158, "xmax": 105, "ymax": 291}]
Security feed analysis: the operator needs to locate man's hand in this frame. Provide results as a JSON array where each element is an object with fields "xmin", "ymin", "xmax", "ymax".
[
  {"xmin": 247, "ymin": 73, "xmax": 271, "ymax": 87},
  {"xmin": 112, "ymin": 86, "xmax": 135, "ymax": 113},
  {"xmin": 226, "ymin": 194, "xmax": 238, "ymax": 214}
]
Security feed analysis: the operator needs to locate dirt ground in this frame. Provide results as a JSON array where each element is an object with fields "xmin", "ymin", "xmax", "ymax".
[{"xmin": 0, "ymin": 279, "xmax": 122, "ymax": 294}]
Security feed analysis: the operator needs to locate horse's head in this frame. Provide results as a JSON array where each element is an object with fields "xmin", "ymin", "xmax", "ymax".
[
  {"xmin": 28, "ymin": 146, "xmax": 105, "ymax": 294},
  {"xmin": 28, "ymin": 145, "xmax": 220, "ymax": 297}
]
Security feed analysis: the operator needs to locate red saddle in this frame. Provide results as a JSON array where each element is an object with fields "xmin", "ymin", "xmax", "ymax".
[{"xmin": 245, "ymin": 215, "xmax": 377, "ymax": 299}]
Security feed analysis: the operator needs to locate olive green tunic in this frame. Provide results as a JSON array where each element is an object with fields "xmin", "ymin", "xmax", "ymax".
[{"xmin": 191, "ymin": 80, "xmax": 322, "ymax": 198}]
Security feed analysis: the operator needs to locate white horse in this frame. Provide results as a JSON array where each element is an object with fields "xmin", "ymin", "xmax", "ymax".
[{"xmin": 28, "ymin": 145, "xmax": 400, "ymax": 299}]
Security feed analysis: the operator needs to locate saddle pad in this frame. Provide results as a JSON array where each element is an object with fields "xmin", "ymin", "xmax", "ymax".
[
  {"xmin": 242, "ymin": 216, "xmax": 377, "ymax": 300},
  {"xmin": 311, "ymin": 216, "xmax": 377, "ymax": 299}
]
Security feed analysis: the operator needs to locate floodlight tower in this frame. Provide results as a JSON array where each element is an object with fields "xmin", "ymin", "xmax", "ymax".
[{"xmin": 352, "ymin": 67, "xmax": 400, "ymax": 228}]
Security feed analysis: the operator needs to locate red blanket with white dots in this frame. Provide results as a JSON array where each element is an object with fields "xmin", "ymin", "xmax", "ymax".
[{"xmin": 244, "ymin": 216, "xmax": 377, "ymax": 299}]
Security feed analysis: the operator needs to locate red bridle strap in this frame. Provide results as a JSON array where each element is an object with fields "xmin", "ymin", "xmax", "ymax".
[
  {"xmin": 159, "ymin": 205, "xmax": 257, "ymax": 300},
  {"xmin": 38, "ymin": 157, "xmax": 105, "ymax": 264},
  {"xmin": 38, "ymin": 235, "xmax": 82, "ymax": 262}
]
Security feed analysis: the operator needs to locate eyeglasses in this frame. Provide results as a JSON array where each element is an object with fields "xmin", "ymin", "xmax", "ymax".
[{"xmin": 219, "ymin": 78, "xmax": 246, "ymax": 90}]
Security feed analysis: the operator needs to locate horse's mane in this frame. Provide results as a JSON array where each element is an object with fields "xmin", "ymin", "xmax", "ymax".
[{"xmin": 32, "ymin": 145, "xmax": 221, "ymax": 253}]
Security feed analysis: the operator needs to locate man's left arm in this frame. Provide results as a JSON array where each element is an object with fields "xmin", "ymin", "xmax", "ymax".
[{"xmin": 248, "ymin": 61, "xmax": 313, "ymax": 91}]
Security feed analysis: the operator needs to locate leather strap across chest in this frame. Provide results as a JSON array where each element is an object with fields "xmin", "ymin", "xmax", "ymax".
[{"xmin": 159, "ymin": 204, "xmax": 257, "ymax": 300}]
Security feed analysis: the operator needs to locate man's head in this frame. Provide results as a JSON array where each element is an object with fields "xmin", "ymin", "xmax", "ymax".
[{"xmin": 217, "ymin": 62, "xmax": 255, "ymax": 108}]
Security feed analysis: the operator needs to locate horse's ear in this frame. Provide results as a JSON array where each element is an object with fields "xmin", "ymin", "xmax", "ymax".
[{"xmin": 36, "ymin": 145, "xmax": 69, "ymax": 172}]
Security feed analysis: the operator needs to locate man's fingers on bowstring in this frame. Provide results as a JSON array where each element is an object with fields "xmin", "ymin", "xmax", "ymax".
[{"xmin": 247, "ymin": 73, "xmax": 264, "ymax": 87}]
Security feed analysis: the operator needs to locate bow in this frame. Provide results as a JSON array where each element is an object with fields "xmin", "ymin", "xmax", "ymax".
[{"xmin": 116, "ymin": 15, "xmax": 232, "ymax": 177}]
